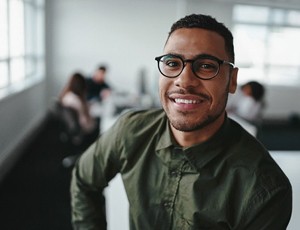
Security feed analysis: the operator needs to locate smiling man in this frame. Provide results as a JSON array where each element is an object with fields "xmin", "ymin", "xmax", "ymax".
[
  {"xmin": 71, "ymin": 14, "xmax": 292, "ymax": 230},
  {"xmin": 157, "ymin": 26, "xmax": 238, "ymax": 145}
]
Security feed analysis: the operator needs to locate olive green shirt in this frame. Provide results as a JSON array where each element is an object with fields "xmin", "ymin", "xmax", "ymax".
[{"xmin": 71, "ymin": 109, "xmax": 292, "ymax": 230}]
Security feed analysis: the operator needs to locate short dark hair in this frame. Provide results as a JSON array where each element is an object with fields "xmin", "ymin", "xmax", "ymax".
[
  {"xmin": 242, "ymin": 81, "xmax": 265, "ymax": 102},
  {"xmin": 167, "ymin": 14, "xmax": 235, "ymax": 63},
  {"xmin": 98, "ymin": 65, "xmax": 107, "ymax": 72}
]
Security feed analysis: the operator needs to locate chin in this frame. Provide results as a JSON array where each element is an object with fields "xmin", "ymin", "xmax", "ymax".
[
  {"xmin": 169, "ymin": 118, "xmax": 204, "ymax": 132},
  {"xmin": 170, "ymin": 112, "xmax": 222, "ymax": 132}
]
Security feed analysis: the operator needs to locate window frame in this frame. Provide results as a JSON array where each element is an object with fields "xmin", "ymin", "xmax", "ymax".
[
  {"xmin": 0, "ymin": 0, "xmax": 45, "ymax": 99},
  {"xmin": 233, "ymin": 4, "xmax": 300, "ymax": 86}
]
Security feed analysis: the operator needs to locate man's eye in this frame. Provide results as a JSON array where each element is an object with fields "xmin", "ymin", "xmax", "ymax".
[
  {"xmin": 162, "ymin": 58, "xmax": 181, "ymax": 68},
  {"xmin": 166, "ymin": 60, "xmax": 180, "ymax": 67},
  {"xmin": 195, "ymin": 60, "xmax": 218, "ymax": 72},
  {"xmin": 200, "ymin": 63, "xmax": 216, "ymax": 69}
]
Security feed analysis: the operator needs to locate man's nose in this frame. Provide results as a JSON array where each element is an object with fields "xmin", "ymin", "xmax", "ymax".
[{"xmin": 174, "ymin": 63, "xmax": 200, "ymax": 88}]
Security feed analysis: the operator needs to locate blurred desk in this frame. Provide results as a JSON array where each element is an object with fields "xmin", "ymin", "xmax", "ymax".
[
  {"xmin": 89, "ymin": 92, "xmax": 141, "ymax": 134},
  {"xmin": 89, "ymin": 100, "xmax": 118, "ymax": 134},
  {"xmin": 89, "ymin": 102, "xmax": 104, "ymax": 117},
  {"xmin": 105, "ymin": 174, "xmax": 129, "ymax": 230},
  {"xmin": 271, "ymin": 151, "xmax": 300, "ymax": 230}
]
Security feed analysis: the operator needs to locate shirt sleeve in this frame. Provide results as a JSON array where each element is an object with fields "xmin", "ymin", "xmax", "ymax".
[
  {"xmin": 238, "ymin": 170, "xmax": 292, "ymax": 230},
  {"xmin": 70, "ymin": 116, "xmax": 123, "ymax": 229}
]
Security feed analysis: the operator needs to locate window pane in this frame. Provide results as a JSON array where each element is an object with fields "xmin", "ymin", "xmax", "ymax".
[
  {"xmin": 9, "ymin": 0, "xmax": 25, "ymax": 57},
  {"xmin": 237, "ymin": 67, "xmax": 266, "ymax": 85},
  {"xmin": 25, "ymin": 3, "xmax": 36, "ymax": 55},
  {"xmin": 0, "ymin": 0, "xmax": 8, "ymax": 59},
  {"xmin": 233, "ymin": 5, "xmax": 300, "ymax": 86},
  {"xmin": 268, "ymin": 66, "xmax": 300, "ymax": 86},
  {"xmin": 270, "ymin": 9, "xmax": 285, "ymax": 25},
  {"xmin": 234, "ymin": 24, "xmax": 267, "ymax": 67},
  {"xmin": 25, "ymin": 58, "xmax": 35, "ymax": 77},
  {"xmin": 0, "ymin": 62, "xmax": 9, "ymax": 88},
  {"xmin": 233, "ymin": 5, "xmax": 269, "ymax": 23},
  {"xmin": 36, "ymin": 57, "xmax": 44, "ymax": 77},
  {"xmin": 0, "ymin": 0, "xmax": 45, "ymax": 98},
  {"xmin": 287, "ymin": 10, "xmax": 300, "ymax": 26},
  {"xmin": 10, "ymin": 58, "xmax": 25, "ymax": 83},
  {"xmin": 36, "ymin": 0, "xmax": 45, "ymax": 7},
  {"xmin": 267, "ymin": 27, "xmax": 300, "ymax": 66}
]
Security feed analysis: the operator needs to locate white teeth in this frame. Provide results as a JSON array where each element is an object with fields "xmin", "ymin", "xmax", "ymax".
[{"xmin": 174, "ymin": 98, "xmax": 198, "ymax": 104}]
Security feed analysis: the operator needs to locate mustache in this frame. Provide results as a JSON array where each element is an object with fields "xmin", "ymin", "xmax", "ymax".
[{"xmin": 166, "ymin": 89, "xmax": 211, "ymax": 101}]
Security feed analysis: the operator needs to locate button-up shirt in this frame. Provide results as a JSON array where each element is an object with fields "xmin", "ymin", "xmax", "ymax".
[{"xmin": 71, "ymin": 109, "xmax": 292, "ymax": 230}]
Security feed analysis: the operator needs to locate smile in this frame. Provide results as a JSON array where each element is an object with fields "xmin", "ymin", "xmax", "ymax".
[{"xmin": 174, "ymin": 98, "xmax": 201, "ymax": 104}]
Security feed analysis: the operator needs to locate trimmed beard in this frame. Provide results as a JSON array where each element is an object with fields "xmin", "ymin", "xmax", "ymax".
[
  {"xmin": 166, "ymin": 88, "xmax": 230, "ymax": 132},
  {"xmin": 168, "ymin": 108, "xmax": 225, "ymax": 132}
]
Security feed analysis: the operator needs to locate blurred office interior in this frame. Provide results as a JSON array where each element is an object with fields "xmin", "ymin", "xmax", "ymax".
[{"xmin": 0, "ymin": 0, "xmax": 300, "ymax": 229}]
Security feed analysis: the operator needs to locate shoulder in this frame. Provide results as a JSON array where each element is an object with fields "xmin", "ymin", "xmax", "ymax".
[
  {"xmin": 226, "ymin": 118, "xmax": 266, "ymax": 154},
  {"xmin": 61, "ymin": 92, "xmax": 81, "ymax": 104},
  {"xmin": 225, "ymin": 118, "xmax": 291, "ymax": 190},
  {"xmin": 101, "ymin": 108, "xmax": 166, "ymax": 145},
  {"xmin": 116, "ymin": 108, "xmax": 166, "ymax": 131},
  {"xmin": 99, "ymin": 108, "xmax": 167, "ymax": 161}
]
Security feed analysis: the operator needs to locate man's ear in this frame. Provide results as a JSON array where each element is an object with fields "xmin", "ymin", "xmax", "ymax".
[{"xmin": 229, "ymin": 67, "xmax": 238, "ymax": 94}]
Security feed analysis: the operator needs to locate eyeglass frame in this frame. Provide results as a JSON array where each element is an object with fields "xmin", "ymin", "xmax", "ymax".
[{"xmin": 155, "ymin": 53, "xmax": 235, "ymax": 80}]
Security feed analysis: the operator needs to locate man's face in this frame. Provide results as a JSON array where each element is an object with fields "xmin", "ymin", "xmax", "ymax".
[
  {"xmin": 159, "ymin": 28, "xmax": 237, "ymax": 132},
  {"xmin": 93, "ymin": 70, "xmax": 105, "ymax": 83}
]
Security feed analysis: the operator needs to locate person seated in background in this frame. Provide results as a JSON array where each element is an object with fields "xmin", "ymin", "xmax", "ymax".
[
  {"xmin": 59, "ymin": 72, "xmax": 97, "ymax": 135},
  {"xmin": 86, "ymin": 65, "xmax": 112, "ymax": 102},
  {"xmin": 227, "ymin": 80, "xmax": 266, "ymax": 124}
]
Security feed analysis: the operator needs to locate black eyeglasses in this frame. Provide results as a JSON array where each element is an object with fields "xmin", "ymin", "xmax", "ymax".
[{"xmin": 155, "ymin": 54, "xmax": 235, "ymax": 80}]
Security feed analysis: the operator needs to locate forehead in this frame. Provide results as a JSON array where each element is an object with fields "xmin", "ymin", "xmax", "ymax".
[{"xmin": 164, "ymin": 28, "xmax": 227, "ymax": 58}]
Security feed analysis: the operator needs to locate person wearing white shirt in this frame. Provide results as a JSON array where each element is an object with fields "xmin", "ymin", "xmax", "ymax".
[
  {"xmin": 227, "ymin": 81, "xmax": 266, "ymax": 124},
  {"xmin": 59, "ymin": 72, "xmax": 96, "ymax": 133}
]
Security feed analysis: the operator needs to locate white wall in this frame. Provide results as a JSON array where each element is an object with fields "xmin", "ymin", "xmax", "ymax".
[
  {"xmin": 45, "ymin": 0, "xmax": 300, "ymax": 119},
  {"xmin": 45, "ymin": 0, "xmax": 236, "ymax": 97},
  {"xmin": 0, "ymin": 81, "xmax": 47, "ymax": 181},
  {"xmin": 46, "ymin": 0, "xmax": 178, "ymax": 98}
]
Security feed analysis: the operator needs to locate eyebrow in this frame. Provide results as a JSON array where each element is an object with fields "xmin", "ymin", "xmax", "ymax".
[{"xmin": 165, "ymin": 52, "xmax": 222, "ymax": 61}]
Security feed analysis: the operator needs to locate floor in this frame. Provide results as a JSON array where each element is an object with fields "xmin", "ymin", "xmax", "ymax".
[
  {"xmin": 0, "ymin": 115, "xmax": 299, "ymax": 230},
  {"xmin": 0, "ymin": 113, "xmax": 98, "ymax": 230}
]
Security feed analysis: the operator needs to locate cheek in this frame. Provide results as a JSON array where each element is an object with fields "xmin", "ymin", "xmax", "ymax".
[
  {"xmin": 158, "ymin": 77, "xmax": 169, "ymax": 95},
  {"xmin": 206, "ymin": 81, "xmax": 229, "ymax": 106},
  {"xmin": 158, "ymin": 77, "xmax": 165, "ymax": 104},
  {"xmin": 158, "ymin": 77, "xmax": 163, "ymax": 92}
]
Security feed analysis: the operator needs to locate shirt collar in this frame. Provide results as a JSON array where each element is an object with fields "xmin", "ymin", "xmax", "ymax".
[
  {"xmin": 155, "ymin": 114, "xmax": 234, "ymax": 170},
  {"xmin": 156, "ymin": 118, "xmax": 173, "ymax": 151}
]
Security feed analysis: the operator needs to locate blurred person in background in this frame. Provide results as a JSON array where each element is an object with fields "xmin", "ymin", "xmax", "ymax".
[
  {"xmin": 86, "ymin": 65, "xmax": 112, "ymax": 102},
  {"xmin": 227, "ymin": 81, "xmax": 266, "ymax": 124},
  {"xmin": 59, "ymin": 72, "xmax": 96, "ymax": 135}
]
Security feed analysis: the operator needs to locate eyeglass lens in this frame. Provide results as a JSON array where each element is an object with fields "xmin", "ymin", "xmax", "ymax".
[{"xmin": 158, "ymin": 55, "xmax": 220, "ymax": 79}]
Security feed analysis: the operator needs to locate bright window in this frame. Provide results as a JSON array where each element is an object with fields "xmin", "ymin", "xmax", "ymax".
[
  {"xmin": 233, "ymin": 5, "xmax": 300, "ymax": 86},
  {"xmin": 0, "ymin": 0, "xmax": 45, "ymax": 96}
]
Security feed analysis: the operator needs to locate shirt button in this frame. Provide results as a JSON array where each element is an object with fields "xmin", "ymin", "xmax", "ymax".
[
  {"xmin": 163, "ymin": 202, "xmax": 171, "ymax": 208},
  {"xmin": 171, "ymin": 171, "xmax": 177, "ymax": 177}
]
